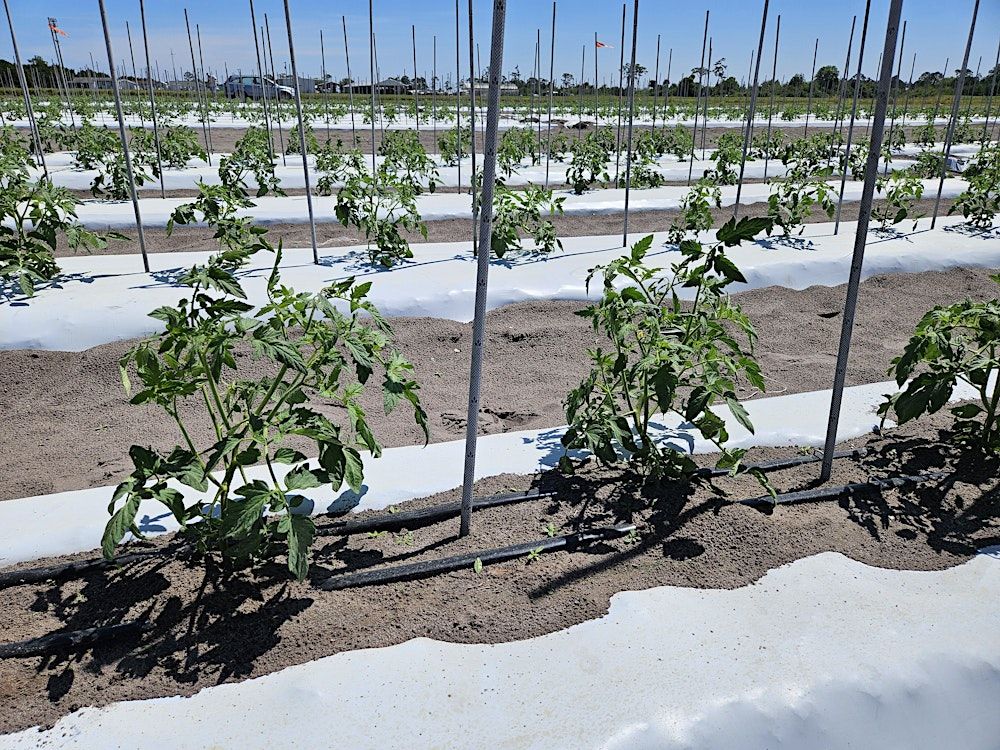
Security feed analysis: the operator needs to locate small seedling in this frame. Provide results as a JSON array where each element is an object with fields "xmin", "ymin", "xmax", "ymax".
[{"xmin": 525, "ymin": 547, "xmax": 544, "ymax": 565}]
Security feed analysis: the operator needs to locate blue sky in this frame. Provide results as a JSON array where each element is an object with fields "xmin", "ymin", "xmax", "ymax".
[{"xmin": 5, "ymin": 0, "xmax": 999, "ymax": 86}]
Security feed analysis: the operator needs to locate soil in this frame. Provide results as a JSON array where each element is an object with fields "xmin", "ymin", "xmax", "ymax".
[
  {"xmin": 53, "ymin": 197, "xmax": 961, "ymax": 258},
  {"xmin": 0, "ymin": 409, "xmax": 997, "ymax": 736},
  {"xmin": 1, "ymin": 267, "xmax": 997, "ymax": 503}
]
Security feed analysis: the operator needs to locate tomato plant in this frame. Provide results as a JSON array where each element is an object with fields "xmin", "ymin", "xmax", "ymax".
[
  {"xmin": 561, "ymin": 217, "xmax": 775, "ymax": 485},
  {"xmin": 879, "ymin": 276, "xmax": 1000, "ymax": 454},
  {"xmin": 104, "ymin": 243, "xmax": 428, "ymax": 579},
  {"xmin": 873, "ymin": 171, "xmax": 924, "ymax": 231},
  {"xmin": 491, "ymin": 183, "xmax": 565, "ymax": 258},
  {"xmin": 950, "ymin": 145, "xmax": 1000, "ymax": 229}
]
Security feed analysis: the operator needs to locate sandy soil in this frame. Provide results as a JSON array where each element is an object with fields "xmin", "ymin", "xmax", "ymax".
[
  {"xmin": 53, "ymin": 197, "xmax": 960, "ymax": 258},
  {"xmin": 0, "ymin": 409, "xmax": 996, "ymax": 735},
  {"xmin": 1, "ymin": 267, "xmax": 996, "ymax": 503}
]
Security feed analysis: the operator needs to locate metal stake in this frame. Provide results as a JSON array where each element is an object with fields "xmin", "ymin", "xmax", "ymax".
[
  {"xmin": 250, "ymin": 0, "xmax": 275, "ymax": 162},
  {"xmin": 621, "ymin": 0, "xmax": 639, "ymax": 244},
  {"xmin": 687, "ymin": 10, "xmax": 709, "ymax": 186},
  {"xmin": 544, "ymin": 0, "xmax": 556, "ymax": 189},
  {"xmin": 763, "ymin": 15, "xmax": 780, "ymax": 180},
  {"xmin": 184, "ymin": 10, "xmax": 211, "ymax": 165},
  {"xmin": 282, "ymin": 0, "xmax": 318, "ymax": 265},
  {"xmin": 734, "ymin": 0, "xmax": 769, "ymax": 218},
  {"xmin": 459, "ymin": 0, "xmax": 508, "ymax": 537},
  {"xmin": 820, "ymin": 0, "xmax": 905, "ymax": 483},
  {"xmin": 196, "ymin": 23, "xmax": 214, "ymax": 157},
  {"xmin": 455, "ymin": 0, "xmax": 461, "ymax": 193},
  {"xmin": 412, "ymin": 25, "xmax": 420, "ymax": 133},
  {"xmin": 342, "ymin": 16, "xmax": 357, "ymax": 147},
  {"xmin": 98, "ymin": 0, "xmax": 148, "ymax": 273},
  {"xmin": 468, "ymin": 0, "xmax": 479, "ymax": 251},
  {"xmin": 4, "ymin": 0, "xmax": 45, "ymax": 175},
  {"xmin": 834, "ymin": 0, "xmax": 873, "ymax": 235},
  {"xmin": 139, "ymin": 0, "xmax": 165, "ymax": 197},
  {"xmin": 265, "ymin": 15, "xmax": 287, "ymax": 164},
  {"xmin": 884, "ymin": 19, "xmax": 906, "ymax": 175},
  {"xmin": 320, "ymin": 30, "xmax": 330, "ymax": 140},
  {"xmin": 931, "ymin": 0, "xmax": 980, "ymax": 229},
  {"xmin": 804, "ymin": 37, "xmax": 818, "ymax": 139},
  {"xmin": 614, "ymin": 3, "xmax": 626, "ymax": 185},
  {"xmin": 982, "ymin": 38, "xmax": 1000, "ymax": 142}
]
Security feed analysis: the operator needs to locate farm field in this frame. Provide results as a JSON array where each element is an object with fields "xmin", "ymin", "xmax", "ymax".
[{"xmin": 1, "ymin": 0, "xmax": 999, "ymax": 748}]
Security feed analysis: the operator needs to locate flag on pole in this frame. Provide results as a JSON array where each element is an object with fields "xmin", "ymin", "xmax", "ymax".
[
  {"xmin": 596, "ymin": 41, "xmax": 611, "ymax": 48},
  {"xmin": 48, "ymin": 18, "xmax": 68, "ymax": 36}
]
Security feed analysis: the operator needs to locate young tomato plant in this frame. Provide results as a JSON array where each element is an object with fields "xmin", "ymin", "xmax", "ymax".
[
  {"xmin": 159, "ymin": 125, "xmax": 207, "ymax": 168},
  {"xmin": 566, "ymin": 135, "xmax": 610, "ymax": 194},
  {"xmin": 335, "ymin": 171, "xmax": 427, "ymax": 267},
  {"xmin": 490, "ymin": 183, "xmax": 565, "ymax": 258},
  {"xmin": 873, "ymin": 171, "xmax": 924, "ymax": 231},
  {"xmin": 668, "ymin": 179, "xmax": 721, "ymax": 244},
  {"xmin": 379, "ymin": 130, "xmax": 440, "ymax": 194},
  {"xmin": 879, "ymin": 277, "xmax": 1000, "ymax": 454},
  {"xmin": 0, "ymin": 173, "xmax": 120, "ymax": 297},
  {"xmin": 104, "ymin": 244, "xmax": 429, "ymax": 580},
  {"xmin": 950, "ymin": 145, "xmax": 1000, "ymax": 229},
  {"xmin": 561, "ymin": 218, "xmax": 775, "ymax": 485},
  {"xmin": 766, "ymin": 168, "xmax": 836, "ymax": 235},
  {"xmin": 220, "ymin": 127, "xmax": 284, "ymax": 197}
]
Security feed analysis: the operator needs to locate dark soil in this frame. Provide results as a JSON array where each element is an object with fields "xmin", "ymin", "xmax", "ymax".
[
  {"xmin": 1, "ymin": 267, "xmax": 997, "ymax": 502},
  {"xmin": 53, "ymin": 197, "xmax": 960, "ymax": 258},
  {"xmin": 0, "ymin": 410, "xmax": 997, "ymax": 735}
]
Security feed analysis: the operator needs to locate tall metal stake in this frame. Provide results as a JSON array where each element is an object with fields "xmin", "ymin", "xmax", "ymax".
[
  {"xmin": 432, "ymin": 35, "xmax": 438, "ymax": 149},
  {"xmin": 687, "ymin": 10, "xmax": 709, "ymax": 186},
  {"xmin": 804, "ymin": 38, "xmax": 818, "ymax": 139},
  {"xmin": 184, "ymin": 10, "xmax": 211, "ymax": 165},
  {"xmin": 412, "ymin": 26, "xmax": 421, "ymax": 133},
  {"xmin": 468, "ymin": 0, "xmax": 479, "ymax": 251},
  {"xmin": 98, "ymin": 0, "xmax": 148, "ymax": 273},
  {"xmin": 762, "ymin": 15, "xmax": 780, "ymax": 179},
  {"xmin": 250, "ymin": 0, "xmax": 275, "ymax": 161},
  {"xmin": 733, "ymin": 0, "xmax": 768, "ymax": 219},
  {"xmin": 139, "ymin": 0, "xmax": 164, "ymax": 197},
  {"xmin": 283, "ymin": 0, "xmax": 318, "ymax": 265},
  {"xmin": 621, "ymin": 0, "xmax": 639, "ymax": 245},
  {"xmin": 125, "ymin": 21, "xmax": 144, "ymax": 127},
  {"xmin": 834, "ymin": 0, "xmax": 872, "ymax": 235},
  {"xmin": 614, "ymin": 3, "xmax": 626, "ymax": 185},
  {"xmin": 884, "ymin": 19, "xmax": 906, "ymax": 174},
  {"xmin": 264, "ymin": 15, "xmax": 287, "ymax": 165},
  {"xmin": 544, "ymin": 1, "xmax": 556, "ymax": 189},
  {"xmin": 832, "ymin": 16, "xmax": 857, "ymax": 143},
  {"xmin": 196, "ymin": 24, "xmax": 214, "ymax": 157},
  {"xmin": 367, "ymin": 0, "xmax": 377, "ymax": 182},
  {"xmin": 931, "ymin": 0, "xmax": 979, "ymax": 229},
  {"xmin": 340, "ymin": 17, "xmax": 357, "ymax": 147},
  {"xmin": 459, "ymin": 0, "xmax": 507, "ymax": 537},
  {"xmin": 454, "ymin": 0, "xmax": 462, "ymax": 193},
  {"xmin": 982, "ymin": 38, "xmax": 1000, "ymax": 142},
  {"xmin": 4, "ymin": 0, "xmax": 45, "ymax": 175},
  {"xmin": 652, "ymin": 34, "xmax": 660, "ymax": 130},
  {"xmin": 820, "ymin": 0, "xmax": 905, "ymax": 483},
  {"xmin": 320, "ymin": 31, "xmax": 331, "ymax": 140}
]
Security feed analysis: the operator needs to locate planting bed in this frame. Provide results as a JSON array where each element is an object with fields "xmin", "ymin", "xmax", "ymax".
[
  {"xmin": 0, "ymin": 408, "xmax": 996, "ymax": 739},
  {"xmin": 2, "ymin": 266, "xmax": 998, "ymax": 502}
]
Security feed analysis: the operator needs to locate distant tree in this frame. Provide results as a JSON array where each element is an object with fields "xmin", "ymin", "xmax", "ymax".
[
  {"xmin": 561, "ymin": 72, "xmax": 574, "ymax": 90},
  {"xmin": 814, "ymin": 64, "xmax": 840, "ymax": 93}
]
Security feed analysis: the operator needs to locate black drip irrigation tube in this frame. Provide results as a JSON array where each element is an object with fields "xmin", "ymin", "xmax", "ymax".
[
  {"xmin": 0, "ymin": 451, "xmax": 866, "ymax": 593},
  {"xmin": 318, "ymin": 523, "xmax": 637, "ymax": 591},
  {"xmin": 739, "ymin": 471, "xmax": 949, "ymax": 508},
  {"xmin": 0, "ymin": 621, "xmax": 150, "ymax": 659}
]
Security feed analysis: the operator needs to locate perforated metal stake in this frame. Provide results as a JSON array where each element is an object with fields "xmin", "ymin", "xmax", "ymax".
[
  {"xmin": 282, "ymin": 0, "xmax": 318, "ymax": 265},
  {"xmin": 834, "ymin": 0, "xmax": 873, "ymax": 235},
  {"xmin": 733, "ymin": 0, "xmax": 769, "ymax": 219},
  {"xmin": 3, "ymin": 0, "xmax": 45, "ymax": 176},
  {"xmin": 820, "ymin": 0, "xmax": 905, "ymax": 483},
  {"xmin": 931, "ymin": 0, "xmax": 980, "ymax": 229},
  {"xmin": 621, "ymin": 0, "xmax": 639, "ymax": 245},
  {"xmin": 139, "ymin": 0, "xmax": 164, "ymax": 198},
  {"xmin": 459, "ymin": 0, "xmax": 507, "ymax": 538},
  {"xmin": 98, "ymin": 0, "xmax": 148, "ymax": 273}
]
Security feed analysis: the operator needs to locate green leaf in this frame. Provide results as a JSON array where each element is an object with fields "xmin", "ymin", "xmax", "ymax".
[
  {"xmin": 951, "ymin": 403, "xmax": 983, "ymax": 419},
  {"xmin": 285, "ymin": 464, "xmax": 323, "ymax": 490},
  {"xmin": 102, "ymin": 493, "xmax": 141, "ymax": 560},
  {"xmin": 273, "ymin": 447, "xmax": 307, "ymax": 464},
  {"xmin": 286, "ymin": 514, "xmax": 315, "ymax": 581},
  {"xmin": 726, "ymin": 397, "xmax": 755, "ymax": 434},
  {"xmin": 344, "ymin": 447, "xmax": 364, "ymax": 494}
]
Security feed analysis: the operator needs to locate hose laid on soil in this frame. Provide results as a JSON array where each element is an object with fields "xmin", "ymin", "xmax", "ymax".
[
  {"xmin": 739, "ymin": 471, "xmax": 949, "ymax": 507},
  {"xmin": 0, "ymin": 452, "xmax": 868, "ymax": 591},
  {"xmin": 318, "ymin": 523, "xmax": 637, "ymax": 591},
  {"xmin": 0, "ymin": 621, "xmax": 149, "ymax": 659}
]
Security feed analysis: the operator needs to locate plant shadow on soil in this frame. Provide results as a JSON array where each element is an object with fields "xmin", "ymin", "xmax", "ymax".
[
  {"xmin": 0, "ymin": 272, "xmax": 101, "ymax": 307},
  {"xmin": 9, "ymin": 421, "xmax": 1000, "ymax": 716}
]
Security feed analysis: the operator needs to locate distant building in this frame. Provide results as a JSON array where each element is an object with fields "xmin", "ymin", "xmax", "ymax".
[
  {"xmin": 276, "ymin": 74, "xmax": 315, "ymax": 93},
  {"xmin": 460, "ymin": 81, "xmax": 519, "ymax": 95},
  {"xmin": 347, "ymin": 78, "xmax": 409, "ymax": 95}
]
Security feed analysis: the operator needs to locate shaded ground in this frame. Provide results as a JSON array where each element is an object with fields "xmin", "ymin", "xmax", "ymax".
[
  {"xmin": 53, "ymin": 197, "xmax": 961, "ymax": 257},
  {"xmin": 0, "ymin": 409, "xmax": 997, "ymax": 735},
  {"xmin": 1, "ymin": 266, "xmax": 997, "ymax": 502}
]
